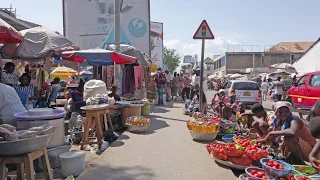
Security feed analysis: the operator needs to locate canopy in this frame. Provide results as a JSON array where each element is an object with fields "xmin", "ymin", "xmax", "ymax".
[
  {"xmin": 230, "ymin": 73, "xmax": 245, "ymax": 79},
  {"xmin": 0, "ymin": 17, "xmax": 24, "ymax": 44},
  {"xmin": 269, "ymin": 69, "xmax": 291, "ymax": 77},
  {"xmin": 2, "ymin": 26, "xmax": 79, "ymax": 60},
  {"xmin": 106, "ymin": 44, "xmax": 148, "ymax": 66},
  {"xmin": 50, "ymin": 66, "xmax": 77, "ymax": 76},
  {"xmin": 77, "ymin": 70, "xmax": 93, "ymax": 76},
  {"xmin": 293, "ymin": 40, "xmax": 320, "ymax": 75},
  {"xmin": 269, "ymin": 63, "xmax": 296, "ymax": 73},
  {"xmin": 60, "ymin": 49, "xmax": 136, "ymax": 66}
]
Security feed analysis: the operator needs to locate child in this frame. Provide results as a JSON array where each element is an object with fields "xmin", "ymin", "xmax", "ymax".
[
  {"xmin": 222, "ymin": 106, "xmax": 237, "ymax": 122},
  {"xmin": 259, "ymin": 101, "xmax": 316, "ymax": 165},
  {"xmin": 251, "ymin": 103, "xmax": 275, "ymax": 137},
  {"xmin": 308, "ymin": 116, "xmax": 320, "ymax": 169},
  {"xmin": 36, "ymin": 82, "xmax": 50, "ymax": 108}
]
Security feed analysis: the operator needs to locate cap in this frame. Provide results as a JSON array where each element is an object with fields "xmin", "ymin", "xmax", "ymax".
[{"xmin": 273, "ymin": 101, "xmax": 292, "ymax": 112}]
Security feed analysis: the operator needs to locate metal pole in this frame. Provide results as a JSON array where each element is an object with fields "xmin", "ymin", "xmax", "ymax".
[
  {"xmin": 114, "ymin": 0, "xmax": 121, "ymax": 90},
  {"xmin": 252, "ymin": 53, "xmax": 255, "ymax": 77},
  {"xmin": 199, "ymin": 39, "xmax": 205, "ymax": 112}
]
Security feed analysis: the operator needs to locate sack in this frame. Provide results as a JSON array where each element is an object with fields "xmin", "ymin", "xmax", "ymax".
[{"xmin": 157, "ymin": 72, "xmax": 166, "ymax": 85}]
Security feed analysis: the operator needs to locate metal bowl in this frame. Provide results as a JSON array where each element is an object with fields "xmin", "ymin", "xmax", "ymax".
[
  {"xmin": 189, "ymin": 131, "xmax": 218, "ymax": 141},
  {"xmin": 126, "ymin": 124, "xmax": 150, "ymax": 133},
  {"xmin": 0, "ymin": 133, "xmax": 53, "ymax": 156}
]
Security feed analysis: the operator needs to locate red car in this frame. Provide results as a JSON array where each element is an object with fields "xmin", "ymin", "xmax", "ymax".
[{"xmin": 287, "ymin": 71, "xmax": 320, "ymax": 109}]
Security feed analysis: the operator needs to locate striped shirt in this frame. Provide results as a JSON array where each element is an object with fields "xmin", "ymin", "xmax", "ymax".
[
  {"xmin": 3, "ymin": 73, "xmax": 19, "ymax": 85},
  {"xmin": 12, "ymin": 84, "xmax": 35, "ymax": 96}
]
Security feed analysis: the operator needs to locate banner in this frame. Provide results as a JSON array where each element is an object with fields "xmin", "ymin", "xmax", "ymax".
[
  {"xmin": 150, "ymin": 22, "xmax": 163, "ymax": 68},
  {"xmin": 63, "ymin": 0, "xmax": 150, "ymax": 56}
]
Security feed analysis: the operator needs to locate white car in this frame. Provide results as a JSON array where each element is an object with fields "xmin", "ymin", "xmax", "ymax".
[{"xmin": 224, "ymin": 80, "xmax": 262, "ymax": 105}]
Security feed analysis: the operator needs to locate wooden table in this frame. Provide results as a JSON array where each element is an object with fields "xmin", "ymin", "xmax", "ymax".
[
  {"xmin": 0, "ymin": 148, "xmax": 52, "ymax": 180},
  {"xmin": 80, "ymin": 104, "xmax": 113, "ymax": 150}
]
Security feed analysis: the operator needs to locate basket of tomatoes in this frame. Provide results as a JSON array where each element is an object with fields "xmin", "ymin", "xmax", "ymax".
[
  {"xmin": 225, "ymin": 143, "xmax": 245, "ymax": 157},
  {"xmin": 245, "ymin": 145, "xmax": 269, "ymax": 161},
  {"xmin": 245, "ymin": 167, "xmax": 267, "ymax": 180},
  {"xmin": 230, "ymin": 154, "xmax": 253, "ymax": 166},
  {"xmin": 260, "ymin": 158, "xmax": 293, "ymax": 178},
  {"xmin": 211, "ymin": 143, "xmax": 229, "ymax": 161}
]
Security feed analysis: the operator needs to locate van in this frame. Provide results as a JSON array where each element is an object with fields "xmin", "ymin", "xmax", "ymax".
[{"xmin": 287, "ymin": 71, "xmax": 320, "ymax": 109}]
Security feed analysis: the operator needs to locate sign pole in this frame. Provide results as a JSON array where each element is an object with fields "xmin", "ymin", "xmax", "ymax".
[{"xmin": 199, "ymin": 39, "xmax": 205, "ymax": 111}]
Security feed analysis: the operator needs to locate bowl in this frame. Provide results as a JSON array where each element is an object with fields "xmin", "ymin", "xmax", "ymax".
[
  {"xmin": 245, "ymin": 167, "xmax": 267, "ymax": 180},
  {"xmin": 294, "ymin": 174, "xmax": 313, "ymax": 180},
  {"xmin": 260, "ymin": 158, "xmax": 292, "ymax": 178},
  {"xmin": 189, "ymin": 131, "xmax": 218, "ymax": 141},
  {"xmin": 222, "ymin": 134, "xmax": 236, "ymax": 143},
  {"xmin": 238, "ymin": 173, "xmax": 259, "ymax": 180},
  {"xmin": 293, "ymin": 165, "xmax": 317, "ymax": 176}
]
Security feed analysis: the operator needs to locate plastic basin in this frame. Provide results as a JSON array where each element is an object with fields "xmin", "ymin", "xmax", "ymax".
[
  {"xmin": 222, "ymin": 134, "xmax": 236, "ymax": 143},
  {"xmin": 294, "ymin": 174, "xmax": 313, "ymax": 180},
  {"xmin": 245, "ymin": 167, "xmax": 266, "ymax": 180}
]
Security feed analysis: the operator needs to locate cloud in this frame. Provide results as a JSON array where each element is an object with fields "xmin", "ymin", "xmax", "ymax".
[{"xmin": 164, "ymin": 37, "xmax": 240, "ymax": 61}]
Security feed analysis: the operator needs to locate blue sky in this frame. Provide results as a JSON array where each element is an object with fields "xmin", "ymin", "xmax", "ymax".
[{"xmin": 2, "ymin": 0, "xmax": 320, "ymax": 58}]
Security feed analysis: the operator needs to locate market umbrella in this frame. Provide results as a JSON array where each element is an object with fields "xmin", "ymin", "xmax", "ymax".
[
  {"xmin": 208, "ymin": 74, "xmax": 220, "ymax": 80},
  {"xmin": 269, "ymin": 69, "xmax": 291, "ymax": 77},
  {"xmin": 2, "ymin": 26, "xmax": 79, "ymax": 60},
  {"xmin": 268, "ymin": 63, "xmax": 297, "ymax": 73},
  {"xmin": 0, "ymin": 17, "xmax": 24, "ymax": 44},
  {"xmin": 106, "ymin": 44, "xmax": 148, "ymax": 66},
  {"xmin": 60, "ymin": 49, "xmax": 137, "ymax": 66},
  {"xmin": 50, "ymin": 66, "xmax": 77, "ymax": 76},
  {"xmin": 230, "ymin": 73, "xmax": 245, "ymax": 79}
]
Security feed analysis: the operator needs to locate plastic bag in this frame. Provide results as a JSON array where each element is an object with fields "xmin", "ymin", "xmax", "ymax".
[
  {"xmin": 83, "ymin": 80, "xmax": 107, "ymax": 101},
  {"xmin": 0, "ymin": 124, "xmax": 16, "ymax": 132},
  {"xmin": 2, "ymin": 131, "xmax": 19, "ymax": 141}
]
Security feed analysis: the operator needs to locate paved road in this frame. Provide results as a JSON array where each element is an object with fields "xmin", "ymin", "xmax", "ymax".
[{"xmin": 77, "ymin": 102, "xmax": 238, "ymax": 180}]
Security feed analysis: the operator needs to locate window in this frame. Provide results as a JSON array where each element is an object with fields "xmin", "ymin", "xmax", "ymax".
[
  {"xmin": 297, "ymin": 75, "xmax": 308, "ymax": 86},
  {"xmin": 310, "ymin": 74, "xmax": 320, "ymax": 87},
  {"xmin": 232, "ymin": 82, "xmax": 260, "ymax": 90}
]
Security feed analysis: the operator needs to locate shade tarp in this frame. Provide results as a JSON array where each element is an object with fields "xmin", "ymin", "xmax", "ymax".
[
  {"xmin": 2, "ymin": 26, "xmax": 79, "ymax": 60},
  {"xmin": 61, "ymin": 49, "xmax": 136, "ymax": 66},
  {"xmin": 0, "ymin": 18, "xmax": 24, "ymax": 44},
  {"xmin": 293, "ymin": 40, "xmax": 320, "ymax": 75},
  {"xmin": 107, "ymin": 44, "xmax": 148, "ymax": 66}
]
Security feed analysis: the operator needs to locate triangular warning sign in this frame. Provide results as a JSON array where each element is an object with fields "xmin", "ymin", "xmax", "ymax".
[{"xmin": 193, "ymin": 20, "xmax": 215, "ymax": 40}]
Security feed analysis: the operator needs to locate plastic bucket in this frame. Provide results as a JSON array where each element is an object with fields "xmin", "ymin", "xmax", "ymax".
[
  {"xmin": 141, "ymin": 103, "xmax": 150, "ymax": 116},
  {"xmin": 60, "ymin": 150, "xmax": 85, "ymax": 177}
]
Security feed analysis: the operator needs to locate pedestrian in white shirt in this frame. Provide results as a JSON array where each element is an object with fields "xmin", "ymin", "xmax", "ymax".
[
  {"xmin": 261, "ymin": 80, "xmax": 269, "ymax": 101},
  {"xmin": 165, "ymin": 70, "xmax": 172, "ymax": 101}
]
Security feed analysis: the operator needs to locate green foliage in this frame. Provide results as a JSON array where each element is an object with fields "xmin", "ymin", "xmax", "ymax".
[{"xmin": 164, "ymin": 47, "xmax": 181, "ymax": 73}]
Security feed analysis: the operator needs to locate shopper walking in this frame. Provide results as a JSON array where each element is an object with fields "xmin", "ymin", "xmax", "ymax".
[
  {"xmin": 155, "ymin": 68, "xmax": 166, "ymax": 105},
  {"xmin": 182, "ymin": 76, "xmax": 192, "ymax": 101},
  {"xmin": 261, "ymin": 80, "xmax": 268, "ymax": 101}
]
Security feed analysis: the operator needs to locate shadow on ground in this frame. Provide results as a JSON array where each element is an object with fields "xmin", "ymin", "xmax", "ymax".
[{"xmin": 77, "ymin": 164, "xmax": 156, "ymax": 180}]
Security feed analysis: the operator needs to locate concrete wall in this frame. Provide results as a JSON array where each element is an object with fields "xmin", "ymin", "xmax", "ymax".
[
  {"xmin": 225, "ymin": 52, "xmax": 303, "ymax": 74},
  {"xmin": 206, "ymin": 63, "xmax": 214, "ymax": 76}
]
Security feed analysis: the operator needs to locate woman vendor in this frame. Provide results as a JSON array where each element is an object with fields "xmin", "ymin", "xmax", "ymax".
[
  {"xmin": 0, "ymin": 82, "xmax": 26, "ymax": 126},
  {"xmin": 108, "ymin": 85, "xmax": 121, "ymax": 101},
  {"xmin": 258, "ymin": 101, "xmax": 316, "ymax": 164},
  {"xmin": 12, "ymin": 73, "xmax": 39, "ymax": 109}
]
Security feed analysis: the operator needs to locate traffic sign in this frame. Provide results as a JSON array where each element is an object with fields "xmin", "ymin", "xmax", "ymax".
[{"xmin": 193, "ymin": 20, "xmax": 215, "ymax": 39}]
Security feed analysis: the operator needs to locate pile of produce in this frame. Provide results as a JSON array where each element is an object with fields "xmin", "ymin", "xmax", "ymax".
[
  {"xmin": 126, "ymin": 116, "xmax": 150, "ymax": 126},
  {"xmin": 0, "ymin": 124, "xmax": 56, "ymax": 142},
  {"xmin": 186, "ymin": 120, "xmax": 220, "ymax": 133}
]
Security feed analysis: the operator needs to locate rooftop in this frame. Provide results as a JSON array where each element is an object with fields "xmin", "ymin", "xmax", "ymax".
[{"xmin": 265, "ymin": 42, "xmax": 314, "ymax": 53}]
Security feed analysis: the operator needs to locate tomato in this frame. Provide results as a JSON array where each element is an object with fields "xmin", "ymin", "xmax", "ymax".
[
  {"xmin": 298, "ymin": 176, "xmax": 310, "ymax": 180},
  {"xmin": 249, "ymin": 169, "xmax": 266, "ymax": 180}
]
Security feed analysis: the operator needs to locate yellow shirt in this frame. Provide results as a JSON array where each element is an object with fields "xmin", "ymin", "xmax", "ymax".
[{"xmin": 236, "ymin": 111, "xmax": 249, "ymax": 127}]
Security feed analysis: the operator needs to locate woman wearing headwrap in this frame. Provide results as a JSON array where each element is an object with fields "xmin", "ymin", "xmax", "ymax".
[{"xmin": 258, "ymin": 101, "xmax": 316, "ymax": 164}]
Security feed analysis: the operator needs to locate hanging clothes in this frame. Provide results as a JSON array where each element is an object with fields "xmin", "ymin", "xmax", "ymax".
[{"xmin": 134, "ymin": 65, "xmax": 145, "ymax": 89}]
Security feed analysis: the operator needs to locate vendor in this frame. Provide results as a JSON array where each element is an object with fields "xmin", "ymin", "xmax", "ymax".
[
  {"xmin": 308, "ymin": 117, "xmax": 320, "ymax": 169},
  {"xmin": 0, "ymin": 82, "xmax": 26, "ymax": 126},
  {"xmin": 259, "ymin": 101, "xmax": 316, "ymax": 165},
  {"xmin": 3, "ymin": 62, "xmax": 19, "ymax": 86},
  {"xmin": 108, "ymin": 85, "xmax": 121, "ymax": 101},
  {"xmin": 12, "ymin": 73, "xmax": 39, "ymax": 109}
]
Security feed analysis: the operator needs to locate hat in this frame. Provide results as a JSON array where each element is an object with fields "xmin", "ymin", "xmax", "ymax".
[{"xmin": 273, "ymin": 101, "xmax": 292, "ymax": 112}]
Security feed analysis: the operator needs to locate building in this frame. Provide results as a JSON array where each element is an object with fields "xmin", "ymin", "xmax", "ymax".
[
  {"xmin": 212, "ymin": 42, "xmax": 314, "ymax": 78},
  {"xmin": 0, "ymin": 6, "xmax": 39, "ymax": 31},
  {"xmin": 204, "ymin": 57, "xmax": 214, "ymax": 76}
]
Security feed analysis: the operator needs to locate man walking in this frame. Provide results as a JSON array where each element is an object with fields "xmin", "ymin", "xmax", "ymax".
[
  {"xmin": 155, "ymin": 68, "xmax": 166, "ymax": 105},
  {"xmin": 182, "ymin": 76, "xmax": 191, "ymax": 101},
  {"xmin": 272, "ymin": 76, "xmax": 284, "ymax": 102},
  {"xmin": 261, "ymin": 80, "xmax": 268, "ymax": 101}
]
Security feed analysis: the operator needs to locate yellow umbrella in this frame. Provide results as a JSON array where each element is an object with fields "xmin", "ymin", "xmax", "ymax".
[{"xmin": 50, "ymin": 66, "xmax": 77, "ymax": 76}]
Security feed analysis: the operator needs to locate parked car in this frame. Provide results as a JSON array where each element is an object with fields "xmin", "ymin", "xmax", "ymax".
[
  {"xmin": 224, "ymin": 80, "xmax": 262, "ymax": 105},
  {"xmin": 287, "ymin": 71, "xmax": 320, "ymax": 109}
]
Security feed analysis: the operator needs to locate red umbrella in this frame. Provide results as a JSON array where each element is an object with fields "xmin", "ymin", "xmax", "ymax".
[
  {"xmin": 0, "ymin": 18, "xmax": 24, "ymax": 44},
  {"xmin": 60, "ymin": 49, "xmax": 137, "ymax": 66}
]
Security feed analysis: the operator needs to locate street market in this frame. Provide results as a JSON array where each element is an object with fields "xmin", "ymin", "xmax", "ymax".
[{"xmin": 1, "ymin": 1, "xmax": 320, "ymax": 180}]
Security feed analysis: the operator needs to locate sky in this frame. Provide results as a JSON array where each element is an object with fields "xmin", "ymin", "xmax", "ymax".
[{"xmin": 2, "ymin": 0, "xmax": 320, "ymax": 61}]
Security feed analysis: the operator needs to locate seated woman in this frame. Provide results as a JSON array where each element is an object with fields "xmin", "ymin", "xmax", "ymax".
[
  {"xmin": 12, "ymin": 73, "xmax": 39, "ymax": 109},
  {"xmin": 185, "ymin": 84, "xmax": 207, "ymax": 115},
  {"xmin": 211, "ymin": 89, "xmax": 229, "ymax": 115},
  {"xmin": 108, "ymin": 85, "xmax": 121, "ymax": 101},
  {"xmin": 259, "ymin": 101, "xmax": 316, "ymax": 165},
  {"xmin": 222, "ymin": 106, "xmax": 237, "ymax": 122}
]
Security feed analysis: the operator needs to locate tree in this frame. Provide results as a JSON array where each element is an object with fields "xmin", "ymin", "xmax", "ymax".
[{"xmin": 164, "ymin": 47, "xmax": 181, "ymax": 73}]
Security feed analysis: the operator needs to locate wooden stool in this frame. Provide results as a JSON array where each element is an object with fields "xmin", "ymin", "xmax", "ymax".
[
  {"xmin": 0, "ymin": 148, "xmax": 53, "ymax": 180},
  {"xmin": 80, "ymin": 105, "xmax": 113, "ymax": 150}
]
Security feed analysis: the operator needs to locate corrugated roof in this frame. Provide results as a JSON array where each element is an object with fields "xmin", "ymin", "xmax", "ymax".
[{"xmin": 265, "ymin": 42, "xmax": 314, "ymax": 53}]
